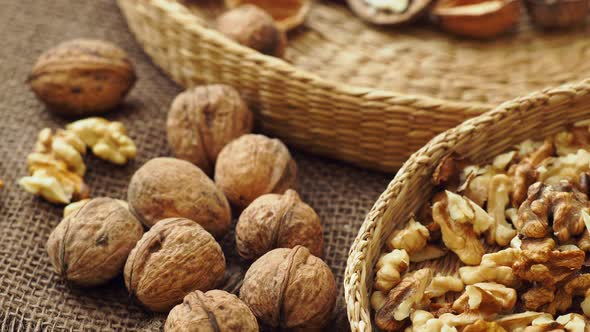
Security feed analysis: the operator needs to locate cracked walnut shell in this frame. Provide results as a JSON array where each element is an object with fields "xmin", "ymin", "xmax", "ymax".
[
  {"xmin": 46, "ymin": 197, "xmax": 143, "ymax": 286},
  {"xmin": 28, "ymin": 39, "xmax": 136, "ymax": 116},
  {"xmin": 128, "ymin": 157, "xmax": 231, "ymax": 237},
  {"xmin": 165, "ymin": 290, "xmax": 259, "ymax": 332},
  {"xmin": 167, "ymin": 84, "xmax": 253, "ymax": 175},
  {"xmin": 124, "ymin": 218, "xmax": 226, "ymax": 312},
  {"xmin": 239, "ymin": 246, "xmax": 336, "ymax": 330},
  {"xmin": 235, "ymin": 189, "xmax": 323, "ymax": 260},
  {"xmin": 215, "ymin": 134, "xmax": 297, "ymax": 209}
]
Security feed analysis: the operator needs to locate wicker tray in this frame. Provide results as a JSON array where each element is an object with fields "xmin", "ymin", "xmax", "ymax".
[
  {"xmin": 344, "ymin": 78, "xmax": 590, "ymax": 331},
  {"xmin": 118, "ymin": 0, "xmax": 587, "ymax": 172}
]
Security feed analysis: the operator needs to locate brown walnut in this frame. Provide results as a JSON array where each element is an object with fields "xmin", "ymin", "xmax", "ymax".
[
  {"xmin": 216, "ymin": 5, "xmax": 287, "ymax": 58},
  {"xmin": 236, "ymin": 189, "xmax": 323, "ymax": 260},
  {"xmin": 28, "ymin": 39, "xmax": 136, "ymax": 116},
  {"xmin": 166, "ymin": 84, "xmax": 253, "ymax": 175},
  {"xmin": 215, "ymin": 134, "xmax": 297, "ymax": 209},
  {"xmin": 127, "ymin": 157, "xmax": 231, "ymax": 237},
  {"xmin": 46, "ymin": 197, "xmax": 143, "ymax": 286},
  {"xmin": 124, "ymin": 218, "xmax": 226, "ymax": 312},
  {"xmin": 165, "ymin": 290, "xmax": 259, "ymax": 332},
  {"xmin": 239, "ymin": 246, "xmax": 337, "ymax": 330}
]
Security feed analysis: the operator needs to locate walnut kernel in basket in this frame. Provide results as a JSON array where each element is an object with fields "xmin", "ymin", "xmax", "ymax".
[
  {"xmin": 388, "ymin": 217, "xmax": 429, "ymax": 253},
  {"xmin": 375, "ymin": 249, "xmax": 410, "ymax": 292},
  {"xmin": 425, "ymin": 275, "xmax": 464, "ymax": 298},
  {"xmin": 452, "ymin": 283, "xmax": 517, "ymax": 315}
]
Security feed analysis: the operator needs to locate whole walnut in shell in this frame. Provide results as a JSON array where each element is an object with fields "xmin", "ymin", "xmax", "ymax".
[
  {"xmin": 167, "ymin": 84, "xmax": 253, "ymax": 175},
  {"xmin": 236, "ymin": 189, "xmax": 323, "ymax": 259},
  {"xmin": 216, "ymin": 4, "xmax": 287, "ymax": 58},
  {"xmin": 127, "ymin": 157, "xmax": 231, "ymax": 237},
  {"xmin": 46, "ymin": 197, "xmax": 143, "ymax": 286},
  {"xmin": 215, "ymin": 134, "xmax": 297, "ymax": 209},
  {"xmin": 28, "ymin": 39, "xmax": 136, "ymax": 116},
  {"xmin": 165, "ymin": 290, "xmax": 259, "ymax": 332},
  {"xmin": 240, "ymin": 246, "xmax": 337, "ymax": 330},
  {"xmin": 124, "ymin": 218, "xmax": 226, "ymax": 312}
]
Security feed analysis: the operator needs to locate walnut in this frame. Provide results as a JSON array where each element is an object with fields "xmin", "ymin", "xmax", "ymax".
[
  {"xmin": 164, "ymin": 290, "xmax": 258, "ymax": 332},
  {"xmin": 409, "ymin": 310, "xmax": 459, "ymax": 332},
  {"xmin": 375, "ymin": 268, "xmax": 433, "ymax": 331},
  {"xmin": 493, "ymin": 151, "xmax": 517, "ymax": 171},
  {"xmin": 239, "ymin": 246, "xmax": 336, "ymax": 330},
  {"xmin": 166, "ymin": 84, "xmax": 253, "ymax": 175},
  {"xmin": 463, "ymin": 320, "xmax": 507, "ymax": 332},
  {"xmin": 445, "ymin": 191, "xmax": 494, "ymax": 235},
  {"xmin": 581, "ymin": 289, "xmax": 590, "ymax": 318},
  {"xmin": 554, "ymin": 127, "xmax": 590, "ymax": 156},
  {"xmin": 388, "ymin": 217, "xmax": 430, "ymax": 253},
  {"xmin": 555, "ymin": 314, "xmax": 588, "ymax": 332},
  {"xmin": 510, "ymin": 139, "xmax": 554, "ymax": 207},
  {"xmin": 432, "ymin": 193, "xmax": 486, "ymax": 265},
  {"xmin": 374, "ymin": 249, "xmax": 410, "ymax": 292},
  {"xmin": 494, "ymin": 312, "xmax": 553, "ymax": 331},
  {"xmin": 522, "ymin": 286, "xmax": 556, "ymax": 311},
  {"xmin": 127, "ymin": 157, "xmax": 231, "ymax": 237},
  {"xmin": 66, "ymin": 117, "xmax": 136, "ymax": 165},
  {"xmin": 410, "ymin": 245, "xmax": 448, "ymax": 263},
  {"xmin": 46, "ymin": 197, "xmax": 143, "ymax": 286},
  {"xmin": 433, "ymin": 154, "xmax": 467, "ymax": 187},
  {"xmin": 452, "ymin": 283, "xmax": 517, "ymax": 314},
  {"xmin": 513, "ymin": 245, "xmax": 585, "ymax": 286},
  {"xmin": 438, "ymin": 311, "xmax": 490, "ymax": 328},
  {"xmin": 460, "ymin": 165, "xmax": 495, "ymax": 207},
  {"xmin": 216, "ymin": 5, "xmax": 286, "ymax": 58},
  {"xmin": 371, "ymin": 290, "xmax": 387, "ymax": 311},
  {"xmin": 578, "ymin": 209, "xmax": 590, "ymax": 251},
  {"xmin": 63, "ymin": 198, "xmax": 91, "ymax": 217},
  {"xmin": 215, "ymin": 134, "xmax": 297, "ymax": 209},
  {"xmin": 538, "ymin": 149, "xmax": 590, "ymax": 189},
  {"xmin": 19, "ymin": 128, "xmax": 90, "ymax": 204},
  {"xmin": 28, "ymin": 39, "xmax": 136, "ymax": 116},
  {"xmin": 486, "ymin": 174, "xmax": 517, "ymax": 246},
  {"xmin": 517, "ymin": 182, "xmax": 588, "ymax": 241},
  {"xmin": 425, "ymin": 275, "xmax": 465, "ymax": 298},
  {"xmin": 235, "ymin": 189, "xmax": 323, "ymax": 259},
  {"xmin": 124, "ymin": 218, "xmax": 226, "ymax": 312},
  {"xmin": 459, "ymin": 249, "xmax": 521, "ymax": 287},
  {"xmin": 535, "ymin": 274, "xmax": 590, "ymax": 315}
]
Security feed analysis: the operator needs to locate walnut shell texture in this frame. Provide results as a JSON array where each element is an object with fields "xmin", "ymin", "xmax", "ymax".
[
  {"xmin": 165, "ymin": 290, "xmax": 259, "ymax": 332},
  {"xmin": 46, "ymin": 197, "xmax": 143, "ymax": 286},
  {"xmin": 124, "ymin": 218, "xmax": 226, "ymax": 312},
  {"xmin": 127, "ymin": 157, "xmax": 231, "ymax": 237},
  {"xmin": 166, "ymin": 84, "xmax": 253, "ymax": 175},
  {"xmin": 215, "ymin": 134, "xmax": 298, "ymax": 209},
  {"xmin": 28, "ymin": 39, "xmax": 136, "ymax": 116},
  {"xmin": 240, "ymin": 246, "xmax": 336, "ymax": 329},
  {"xmin": 236, "ymin": 189, "xmax": 323, "ymax": 259},
  {"xmin": 216, "ymin": 4, "xmax": 287, "ymax": 58}
]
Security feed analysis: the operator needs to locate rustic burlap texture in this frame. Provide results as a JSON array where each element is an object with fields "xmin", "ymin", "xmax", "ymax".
[{"xmin": 0, "ymin": 0, "xmax": 391, "ymax": 330}]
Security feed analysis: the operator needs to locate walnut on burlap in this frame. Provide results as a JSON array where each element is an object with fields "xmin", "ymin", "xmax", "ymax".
[{"xmin": 0, "ymin": 1, "xmax": 390, "ymax": 330}]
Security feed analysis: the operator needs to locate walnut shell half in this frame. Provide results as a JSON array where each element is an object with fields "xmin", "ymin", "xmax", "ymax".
[
  {"xmin": 124, "ymin": 218, "xmax": 226, "ymax": 312},
  {"xmin": 240, "ymin": 246, "xmax": 337, "ymax": 329},
  {"xmin": 165, "ymin": 290, "xmax": 259, "ymax": 332},
  {"xmin": 347, "ymin": 0, "xmax": 433, "ymax": 25},
  {"xmin": 46, "ymin": 197, "xmax": 143, "ymax": 286},
  {"xmin": 28, "ymin": 39, "xmax": 136, "ymax": 116},
  {"xmin": 236, "ymin": 189, "xmax": 323, "ymax": 259},
  {"xmin": 127, "ymin": 157, "xmax": 231, "ymax": 237}
]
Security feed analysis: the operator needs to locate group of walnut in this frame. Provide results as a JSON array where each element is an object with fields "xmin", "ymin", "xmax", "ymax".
[
  {"xmin": 24, "ymin": 38, "xmax": 336, "ymax": 331},
  {"xmin": 371, "ymin": 124, "xmax": 590, "ymax": 331}
]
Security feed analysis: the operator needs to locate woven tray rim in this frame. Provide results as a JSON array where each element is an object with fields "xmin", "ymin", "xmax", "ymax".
[{"xmin": 343, "ymin": 78, "xmax": 590, "ymax": 331}]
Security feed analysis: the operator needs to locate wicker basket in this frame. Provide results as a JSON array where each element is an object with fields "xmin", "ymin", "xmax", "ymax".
[
  {"xmin": 117, "ymin": 0, "xmax": 590, "ymax": 172},
  {"xmin": 343, "ymin": 78, "xmax": 590, "ymax": 331}
]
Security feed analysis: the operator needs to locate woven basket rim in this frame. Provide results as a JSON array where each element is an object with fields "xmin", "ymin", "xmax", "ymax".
[
  {"xmin": 133, "ymin": 0, "xmax": 493, "ymax": 110},
  {"xmin": 343, "ymin": 78, "xmax": 590, "ymax": 331}
]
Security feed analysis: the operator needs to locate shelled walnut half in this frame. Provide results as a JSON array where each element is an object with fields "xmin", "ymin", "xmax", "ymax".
[{"xmin": 388, "ymin": 217, "xmax": 430, "ymax": 253}]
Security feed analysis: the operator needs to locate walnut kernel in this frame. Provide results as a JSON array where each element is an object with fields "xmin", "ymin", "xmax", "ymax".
[
  {"xmin": 374, "ymin": 249, "xmax": 410, "ymax": 292},
  {"xmin": 388, "ymin": 217, "xmax": 430, "ymax": 253}
]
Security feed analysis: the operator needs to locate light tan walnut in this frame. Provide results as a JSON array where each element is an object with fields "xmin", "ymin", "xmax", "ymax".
[
  {"xmin": 553, "ymin": 125, "xmax": 590, "ymax": 156},
  {"xmin": 581, "ymin": 289, "xmax": 590, "ymax": 318},
  {"xmin": 555, "ymin": 314, "xmax": 588, "ymax": 331},
  {"xmin": 164, "ymin": 290, "xmax": 259, "ymax": 332},
  {"xmin": 460, "ymin": 165, "xmax": 495, "ymax": 207},
  {"xmin": 463, "ymin": 320, "xmax": 507, "ymax": 332},
  {"xmin": 371, "ymin": 291, "xmax": 387, "ymax": 311},
  {"xmin": 445, "ymin": 191, "xmax": 494, "ymax": 235},
  {"xmin": 459, "ymin": 249, "xmax": 521, "ymax": 287},
  {"xmin": 577, "ymin": 210, "xmax": 590, "ymax": 251},
  {"xmin": 409, "ymin": 310, "xmax": 458, "ymax": 332},
  {"xmin": 425, "ymin": 275, "xmax": 465, "ymax": 298},
  {"xmin": 452, "ymin": 283, "xmax": 516, "ymax": 315},
  {"xmin": 66, "ymin": 117, "xmax": 136, "ymax": 165},
  {"xmin": 374, "ymin": 249, "xmax": 410, "ymax": 292},
  {"xmin": 438, "ymin": 311, "xmax": 490, "ymax": 328},
  {"xmin": 35, "ymin": 128, "xmax": 86, "ymax": 175},
  {"xmin": 486, "ymin": 174, "xmax": 517, "ymax": 246},
  {"xmin": 375, "ymin": 268, "xmax": 433, "ymax": 331},
  {"xmin": 388, "ymin": 217, "xmax": 430, "ymax": 253},
  {"xmin": 494, "ymin": 312, "xmax": 553, "ymax": 331},
  {"xmin": 538, "ymin": 149, "xmax": 590, "ymax": 188},
  {"xmin": 410, "ymin": 245, "xmax": 448, "ymax": 263}
]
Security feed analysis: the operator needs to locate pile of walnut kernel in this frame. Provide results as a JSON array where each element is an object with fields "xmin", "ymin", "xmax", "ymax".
[{"xmin": 372, "ymin": 122, "xmax": 590, "ymax": 331}]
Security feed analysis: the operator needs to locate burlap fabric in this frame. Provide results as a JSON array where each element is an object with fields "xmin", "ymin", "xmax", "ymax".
[{"xmin": 0, "ymin": 0, "xmax": 392, "ymax": 330}]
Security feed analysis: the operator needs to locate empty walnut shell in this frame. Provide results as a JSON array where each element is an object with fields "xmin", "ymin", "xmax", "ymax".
[
  {"xmin": 236, "ymin": 189, "xmax": 323, "ymax": 259},
  {"xmin": 165, "ymin": 290, "xmax": 259, "ymax": 332},
  {"xmin": 46, "ymin": 197, "xmax": 143, "ymax": 286},
  {"xmin": 215, "ymin": 134, "xmax": 298, "ymax": 209},
  {"xmin": 347, "ymin": 0, "xmax": 433, "ymax": 25},
  {"xmin": 166, "ymin": 84, "xmax": 253, "ymax": 175},
  {"xmin": 28, "ymin": 39, "xmax": 136, "ymax": 116},
  {"xmin": 124, "ymin": 218, "xmax": 226, "ymax": 312},
  {"xmin": 433, "ymin": 0, "xmax": 521, "ymax": 38},
  {"xmin": 240, "ymin": 246, "xmax": 337, "ymax": 329},
  {"xmin": 216, "ymin": 4, "xmax": 287, "ymax": 58},
  {"xmin": 526, "ymin": 0, "xmax": 589, "ymax": 29},
  {"xmin": 127, "ymin": 157, "xmax": 231, "ymax": 237},
  {"xmin": 224, "ymin": 0, "xmax": 311, "ymax": 31}
]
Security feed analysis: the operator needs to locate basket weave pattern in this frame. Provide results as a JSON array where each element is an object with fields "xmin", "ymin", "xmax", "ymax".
[{"xmin": 344, "ymin": 79, "xmax": 590, "ymax": 331}]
